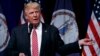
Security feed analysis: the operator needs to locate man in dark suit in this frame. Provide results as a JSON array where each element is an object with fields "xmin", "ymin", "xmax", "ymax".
[{"xmin": 6, "ymin": 2, "xmax": 92, "ymax": 56}]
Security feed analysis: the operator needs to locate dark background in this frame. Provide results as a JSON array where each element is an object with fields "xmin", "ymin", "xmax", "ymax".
[
  {"xmin": 0, "ymin": 0, "xmax": 94, "ymax": 39},
  {"xmin": 0, "ymin": 0, "xmax": 95, "ymax": 56}
]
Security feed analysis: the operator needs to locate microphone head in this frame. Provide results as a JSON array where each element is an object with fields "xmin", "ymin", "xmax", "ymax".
[{"xmin": 29, "ymin": 23, "xmax": 33, "ymax": 32}]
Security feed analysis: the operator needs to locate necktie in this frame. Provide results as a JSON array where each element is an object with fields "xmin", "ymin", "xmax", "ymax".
[{"xmin": 32, "ymin": 29, "xmax": 38, "ymax": 56}]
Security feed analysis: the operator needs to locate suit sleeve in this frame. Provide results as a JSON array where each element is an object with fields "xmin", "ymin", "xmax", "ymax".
[
  {"xmin": 6, "ymin": 28, "xmax": 19, "ymax": 56},
  {"xmin": 52, "ymin": 26, "xmax": 81, "ymax": 55}
]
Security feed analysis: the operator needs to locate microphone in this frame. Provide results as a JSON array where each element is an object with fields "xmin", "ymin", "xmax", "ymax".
[{"xmin": 29, "ymin": 23, "xmax": 33, "ymax": 33}]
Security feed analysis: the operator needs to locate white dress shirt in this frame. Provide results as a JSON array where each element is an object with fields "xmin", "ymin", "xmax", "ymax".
[{"xmin": 30, "ymin": 23, "xmax": 42, "ymax": 56}]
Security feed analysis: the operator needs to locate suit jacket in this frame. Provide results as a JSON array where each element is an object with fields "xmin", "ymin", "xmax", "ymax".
[{"xmin": 6, "ymin": 23, "xmax": 80, "ymax": 56}]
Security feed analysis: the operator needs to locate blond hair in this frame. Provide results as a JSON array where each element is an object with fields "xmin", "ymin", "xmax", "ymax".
[{"xmin": 24, "ymin": 1, "xmax": 41, "ymax": 11}]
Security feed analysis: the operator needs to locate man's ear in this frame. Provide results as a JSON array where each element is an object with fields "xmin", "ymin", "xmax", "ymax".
[
  {"xmin": 24, "ymin": 12, "xmax": 28, "ymax": 19},
  {"xmin": 25, "ymin": 16, "xmax": 28, "ymax": 19}
]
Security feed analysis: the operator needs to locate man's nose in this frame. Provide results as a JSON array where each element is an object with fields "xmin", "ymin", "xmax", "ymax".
[{"xmin": 33, "ymin": 13, "xmax": 37, "ymax": 16}]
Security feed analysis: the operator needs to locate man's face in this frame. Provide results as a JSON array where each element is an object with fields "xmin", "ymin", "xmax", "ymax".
[{"xmin": 25, "ymin": 7, "xmax": 41, "ymax": 26}]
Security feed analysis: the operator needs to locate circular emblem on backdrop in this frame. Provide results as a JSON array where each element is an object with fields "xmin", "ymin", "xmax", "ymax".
[
  {"xmin": 51, "ymin": 9, "xmax": 79, "ymax": 44},
  {"xmin": 0, "ymin": 13, "xmax": 10, "ymax": 52}
]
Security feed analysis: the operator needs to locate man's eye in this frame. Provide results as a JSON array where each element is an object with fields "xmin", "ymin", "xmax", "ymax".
[
  {"xmin": 36, "ymin": 11, "xmax": 39, "ymax": 13},
  {"xmin": 29, "ymin": 12, "xmax": 34, "ymax": 14}
]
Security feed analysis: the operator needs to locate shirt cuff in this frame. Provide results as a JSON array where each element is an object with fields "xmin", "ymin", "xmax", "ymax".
[{"xmin": 79, "ymin": 43, "xmax": 82, "ymax": 49}]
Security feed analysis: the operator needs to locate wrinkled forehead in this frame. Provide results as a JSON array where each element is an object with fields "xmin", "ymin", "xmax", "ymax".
[{"xmin": 24, "ymin": 2, "xmax": 41, "ymax": 11}]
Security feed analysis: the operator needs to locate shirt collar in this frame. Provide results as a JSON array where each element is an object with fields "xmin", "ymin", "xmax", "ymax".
[{"xmin": 28, "ymin": 22, "xmax": 42, "ymax": 30}]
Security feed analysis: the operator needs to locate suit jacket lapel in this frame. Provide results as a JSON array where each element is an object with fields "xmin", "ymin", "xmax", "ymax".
[
  {"xmin": 40, "ymin": 24, "xmax": 48, "ymax": 56},
  {"xmin": 22, "ymin": 24, "xmax": 30, "ymax": 49},
  {"xmin": 21, "ymin": 23, "xmax": 31, "ymax": 55}
]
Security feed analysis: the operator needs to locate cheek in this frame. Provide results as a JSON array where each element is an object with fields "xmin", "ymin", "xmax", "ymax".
[
  {"xmin": 37, "ymin": 14, "xmax": 41, "ymax": 18},
  {"xmin": 27, "ymin": 15, "xmax": 33, "ymax": 19},
  {"xmin": 26, "ymin": 16, "xmax": 33, "ymax": 22}
]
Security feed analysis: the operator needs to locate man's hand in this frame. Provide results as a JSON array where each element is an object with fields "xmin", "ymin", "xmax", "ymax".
[
  {"xmin": 19, "ymin": 53, "xmax": 26, "ymax": 56},
  {"xmin": 79, "ymin": 38, "xmax": 94, "ymax": 46}
]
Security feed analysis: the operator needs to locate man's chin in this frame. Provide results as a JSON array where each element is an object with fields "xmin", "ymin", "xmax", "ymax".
[{"xmin": 32, "ymin": 22, "xmax": 40, "ymax": 26}]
